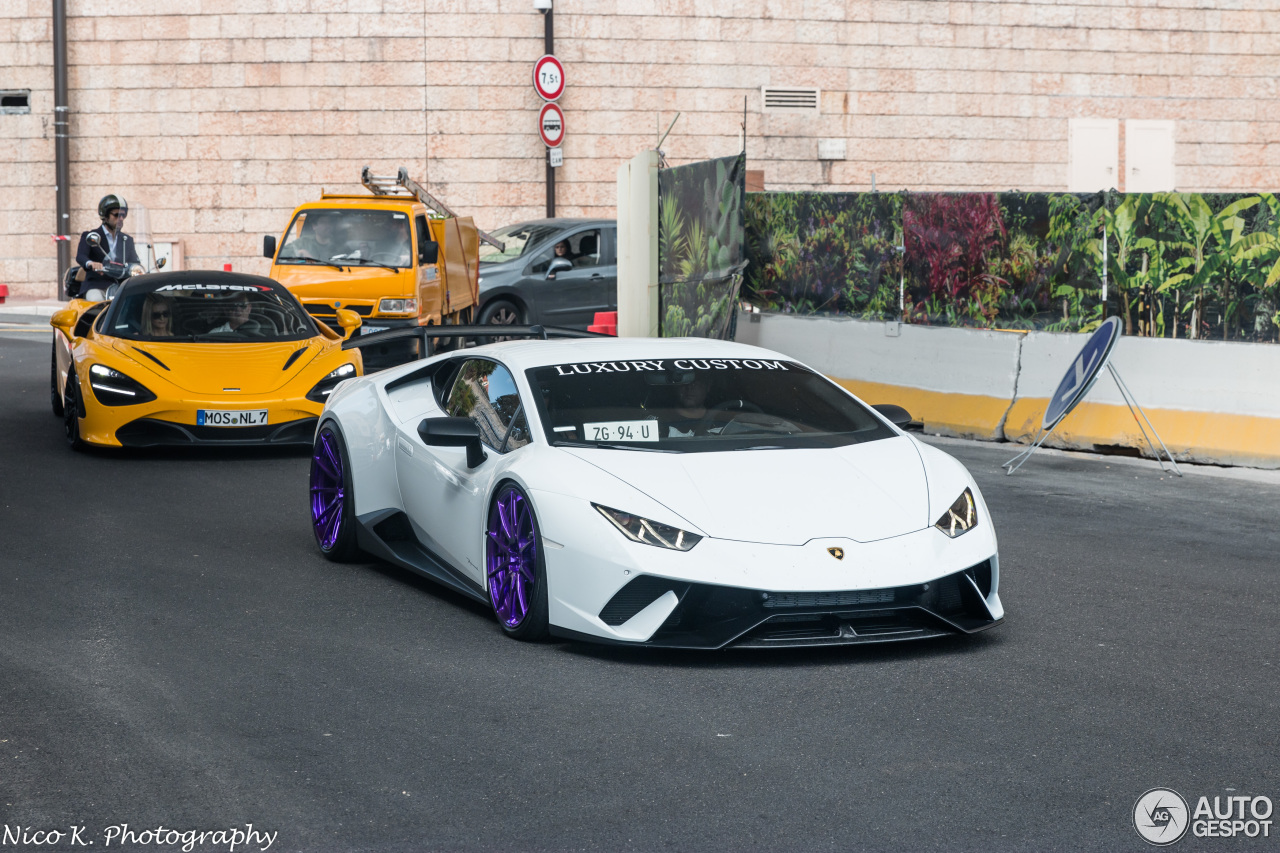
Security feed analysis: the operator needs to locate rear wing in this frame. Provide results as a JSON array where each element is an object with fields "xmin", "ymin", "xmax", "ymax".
[{"xmin": 342, "ymin": 324, "xmax": 608, "ymax": 361}]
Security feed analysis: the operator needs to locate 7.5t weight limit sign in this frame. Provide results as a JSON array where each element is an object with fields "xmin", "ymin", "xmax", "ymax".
[
  {"xmin": 539, "ymin": 102, "xmax": 565, "ymax": 148},
  {"xmin": 532, "ymin": 55, "xmax": 565, "ymax": 101}
]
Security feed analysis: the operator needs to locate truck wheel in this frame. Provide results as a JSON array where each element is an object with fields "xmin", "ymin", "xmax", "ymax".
[{"xmin": 478, "ymin": 300, "xmax": 522, "ymax": 345}]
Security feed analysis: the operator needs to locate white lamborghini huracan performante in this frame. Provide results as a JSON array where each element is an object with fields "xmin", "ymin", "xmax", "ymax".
[{"xmin": 309, "ymin": 336, "xmax": 1004, "ymax": 648}]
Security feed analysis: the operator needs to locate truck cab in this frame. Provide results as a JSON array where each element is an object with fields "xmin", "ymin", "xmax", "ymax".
[{"xmin": 263, "ymin": 168, "xmax": 487, "ymax": 369}]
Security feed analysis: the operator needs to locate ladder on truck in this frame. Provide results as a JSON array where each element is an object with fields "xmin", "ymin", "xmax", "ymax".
[{"xmin": 361, "ymin": 166, "xmax": 504, "ymax": 251}]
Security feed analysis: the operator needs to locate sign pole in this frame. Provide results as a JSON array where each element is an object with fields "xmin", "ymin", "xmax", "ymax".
[
  {"xmin": 541, "ymin": 9, "xmax": 555, "ymax": 218},
  {"xmin": 1106, "ymin": 363, "xmax": 1181, "ymax": 476}
]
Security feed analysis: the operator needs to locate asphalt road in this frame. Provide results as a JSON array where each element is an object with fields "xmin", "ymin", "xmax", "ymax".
[{"xmin": 2, "ymin": 324, "xmax": 1278, "ymax": 852}]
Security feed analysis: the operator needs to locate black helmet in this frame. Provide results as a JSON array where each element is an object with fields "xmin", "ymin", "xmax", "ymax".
[{"xmin": 98, "ymin": 194, "xmax": 128, "ymax": 221}]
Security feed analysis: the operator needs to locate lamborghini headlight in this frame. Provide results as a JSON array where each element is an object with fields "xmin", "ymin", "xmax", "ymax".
[
  {"xmin": 89, "ymin": 363, "xmax": 156, "ymax": 406},
  {"xmin": 593, "ymin": 504, "xmax": 702, "ymax": 552},
  {"xmin": 305, "ymin": 363, "xmax": 357, "ymax": 402},
  {"xmin": 934, "ymin": 488, "xmax": 978, "ymax": 538}
]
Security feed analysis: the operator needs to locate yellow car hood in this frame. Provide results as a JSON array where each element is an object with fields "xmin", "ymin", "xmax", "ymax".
[{"xmin": 115, "ymin": 340, "xmax": 328, "ymax": 395}]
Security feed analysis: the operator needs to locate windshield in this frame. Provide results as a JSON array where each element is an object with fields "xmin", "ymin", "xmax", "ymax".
[
  {"xmin": 277, "ymin": 209, "xmax": 413, "ymax": 268},
  {"xmin": 103, "ymin": 277, "xmax": 319, "ymax": 343},
  {"xmin": 526, "ymin": 358, "xmax": 895, "ymax": 452},
  {"xmin": 477, "ymin": 223, "xmax": 561, "ymax": 264}
]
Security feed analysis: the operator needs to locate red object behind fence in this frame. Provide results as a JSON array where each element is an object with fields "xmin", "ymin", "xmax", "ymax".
[
  {"xmin": 588, "ymin": 311, "xmax": 617, "ymax": 336},
  {"xmin": 0, "ymin": 284, "xmax": 9, "ymax": 304}
]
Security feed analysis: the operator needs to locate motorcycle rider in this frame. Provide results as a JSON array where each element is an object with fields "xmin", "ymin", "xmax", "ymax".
[{"xmin": 74, "ymin": 194, "xmax": 141, "ymax": 301}]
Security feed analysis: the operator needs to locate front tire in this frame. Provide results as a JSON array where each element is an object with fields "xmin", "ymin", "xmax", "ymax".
[
  {"xmin": 486, "ymin": 483, "xmax": 549, "ymax": 641},
  {"xmin": 50, "ymin": 344, "xmax": 64, "ymax": 417},
  {"xmin": 310, "ymin": 424, "xmax": 360, "ymax": 561},
  {"xmin": 63, "ymin": 368, "xmax": 84, "ymax": 450},
  {"xmin": 477, "ymin": 299, "xmax": 522, "ymax": 345}
]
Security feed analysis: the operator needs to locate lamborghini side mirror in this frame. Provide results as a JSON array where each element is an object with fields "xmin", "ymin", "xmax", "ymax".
[
  {"xmin": 873, "ymin": 404, "xmax": 914, "ymax": 429},
  {"xmin": 419, "ymin": 417, "xmax": 487, "ymax": 468}
]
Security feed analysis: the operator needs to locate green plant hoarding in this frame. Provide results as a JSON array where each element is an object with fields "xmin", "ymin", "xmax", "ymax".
[
  {"xmin": 743, "ymin": 192, "xmax": 903, "ymax": 320},
  {"xmin": 658, "ymin": 154, "xmax": 747, "ymax": 339},
  {"xmin": 743, "ymin": 190, "xmax": 1280, "ymax": 342}
]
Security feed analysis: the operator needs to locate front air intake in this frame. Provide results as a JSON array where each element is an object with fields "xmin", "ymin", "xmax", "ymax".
[{"xmin": 599, "ymin": 576, "xmax": 688, "ymax": 626}]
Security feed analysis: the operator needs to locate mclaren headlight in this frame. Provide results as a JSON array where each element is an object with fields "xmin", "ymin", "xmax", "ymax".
[
  {"xmin": 305, "ymin": 363, "xmax": 357, "ymax": 403},
  {"xmin": 89, "ymin": 363, "xmax": 156, "ymax": 406},
  {"xmin": 594, "ymin": 504, "xmax": 702, "ymax": 552},
  {"xmin": 934, "ymin": 488, "xmax": 978, "ymax": 538}
]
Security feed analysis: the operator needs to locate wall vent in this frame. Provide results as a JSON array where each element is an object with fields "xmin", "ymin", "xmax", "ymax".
[
  {"xmin": 761, "ymin": 87, "xmax": 820, "ymax": 114},
  {"xmin": 1, "ymin": 90, "xmax": 31, "ymax": 114}
]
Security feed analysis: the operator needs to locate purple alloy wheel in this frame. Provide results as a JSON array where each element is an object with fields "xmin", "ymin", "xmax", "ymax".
[
  {"xmin": 487, "ymin": 488, "xmax": 538, "ymax": 628},
  {"xmin": 310, "ymin": 430, "xmax": 345, "ymax": 550}
]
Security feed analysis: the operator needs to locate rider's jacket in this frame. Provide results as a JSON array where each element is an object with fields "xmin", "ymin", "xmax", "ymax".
[{"xmin": 74, "ymin": 225, "xmax": 141, "ymax": 295}]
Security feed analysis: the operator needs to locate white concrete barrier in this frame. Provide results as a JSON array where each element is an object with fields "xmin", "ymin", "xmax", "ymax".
[
  {"xmin": 734, "ymin": 312, "xmax": 1280, "ymax": 468},
  {"xmin": 734, "ymin": 313, "xmax": 1023, "ymax": 439}
]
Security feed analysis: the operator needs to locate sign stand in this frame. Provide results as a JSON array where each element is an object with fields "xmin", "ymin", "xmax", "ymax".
[
  {"xmin": 1105, "ymin": 363, "xmax": 1181, "ymax": 476},
  {"xmin": 1003, "ymin": 316, "xmax": 1181, "ymax": 476}
]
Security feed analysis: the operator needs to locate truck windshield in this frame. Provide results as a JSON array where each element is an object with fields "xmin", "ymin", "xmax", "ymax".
[
  {"xmin": 478, "ymin": 223, "xmax": 560, "ymax": 263},
  {"xmin": 277, "ymin": 210, "xmax": 413, "ymax": 267},
  {"xmin": 526, "ymin": 358, "xmax": 896, "ymax": 453}
]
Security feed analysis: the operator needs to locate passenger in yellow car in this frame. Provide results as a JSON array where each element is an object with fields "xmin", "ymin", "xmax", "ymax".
[{"xmin": 141, "ymin": 294, "xmax": 173, "ymax": 337}]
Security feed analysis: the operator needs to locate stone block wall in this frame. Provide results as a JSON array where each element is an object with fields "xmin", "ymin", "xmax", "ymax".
[{"xmin": 4, "ymin": 0, "xmax": 1278, "ymax": 298}]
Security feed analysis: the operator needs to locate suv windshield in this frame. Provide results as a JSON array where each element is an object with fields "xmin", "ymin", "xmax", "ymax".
[
  {"xmin": 277, "ymin": 209, "xmax": 412, "ymax": 268},
  {"xmin": 104, "ymin": 277, "xmax": 319, "ymax": 343},
  {"xmin": 526, "ymin": 358, "xmax": 895, "ymax": 452},
  {"xmin": 477, "ymin": 223, "xmax": 561, "ymax": 264}
]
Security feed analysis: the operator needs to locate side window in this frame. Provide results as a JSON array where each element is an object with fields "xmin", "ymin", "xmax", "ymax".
[
  {"xmin": 529, "ymin": 229, "xmax": 603, "ymax": 274},
  {"xmin": 445, "ymin": 359, "xmax": 531, "ymax": 453},
  {"xmin": 415, "ymin": 215, "xmax": 431, "ymax": 265}
]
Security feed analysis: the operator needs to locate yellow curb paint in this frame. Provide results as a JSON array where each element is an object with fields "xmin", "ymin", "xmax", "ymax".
[
  {"xmin": 833, "ymin": 376, "xmax": 1280, "ymax": 468},
  {"xmin": 1004, "ymin": 398, "xmax": 1280, "ymax": 468},
  {"xmin": 831, "ymin": 378, "xmax": 1012, "ymax": 441}
]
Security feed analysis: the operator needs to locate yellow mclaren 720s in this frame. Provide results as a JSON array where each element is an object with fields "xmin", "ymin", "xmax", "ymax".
[{"xmin": 50, "ymin": 270, "xmax": 364, "ymax": 449}]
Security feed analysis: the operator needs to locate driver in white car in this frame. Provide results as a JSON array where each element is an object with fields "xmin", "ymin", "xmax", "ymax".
[{"xmin": 665, "ymin": 375, "xmax": 712, "ymax": 438}]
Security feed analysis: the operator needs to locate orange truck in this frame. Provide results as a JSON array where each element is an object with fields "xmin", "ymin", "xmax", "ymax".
[{"xmin": 262, "ymin": 167, "xmax": 502, "ymax": 366}]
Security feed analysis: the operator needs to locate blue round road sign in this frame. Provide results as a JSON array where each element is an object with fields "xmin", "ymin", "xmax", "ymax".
[{"xmin": 1042, "ymin": 316, "xmax": 1123, "ymax": 430}]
